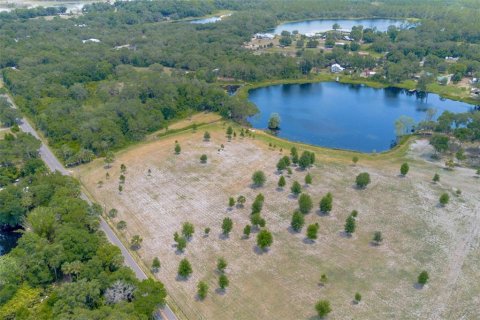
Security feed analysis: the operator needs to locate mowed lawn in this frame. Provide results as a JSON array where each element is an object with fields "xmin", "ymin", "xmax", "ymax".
[{"xmin": 76, "ymin": 123, "xmax": 480, "ymax": 320}]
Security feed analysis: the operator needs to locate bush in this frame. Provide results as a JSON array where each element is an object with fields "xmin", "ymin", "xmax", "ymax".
[
  {"xmin": 356, "ymin": 172, "xmax": 371, "ymax": 188},
  {"xmin": 319, "ymin": 193, "xmax": 333, "ymax": 213},
  {"xmin": 306, "ymin": 223, "xmax": 319, "ymax": 240},
  {"xmin": 252, "ymin": 170, "xmax": 266, "ymax": 187},
  {"xmin": 197, "ymin": 281, "xmax": 209, "ymax": 300},
  {"xmin": 151, "ymin": 257, "xmax": 161, "ymax": 273},
  {"xmin": 200, "ymin": 154, "xmax": 207, "ymax": 163},
  {"xmin": 251, "ymin": 194, "xmax": 264, "ymax": 214},
  {"xmin": 350, "ymin": 210, "xmax": 358, "ymax": 218},
  {"xmin": 373, "ymin": 231, "xmax": 383, "ymax": 245},
  {"xmin": 117, "ymin": 220, "xmax": 127, "ymax": 230},
  {"xmin": 174, "ymin": 143, "xmax": 181, "ymax": 154},
  {"xmin": 439, "ymin": 193, "xmax": 449, "ymax": 206},
  {"xmin": 400, "ymin": 162, "xmax": 409, "ymax": 176},
  {"xmin": 178, "ymin": 259, "xmax": 192, "ymax": 278},
  {"xmin": 344, "ymin": 215, "xmax": 356, "ymax": 234},
  {"xmin": 354, "ymin": 292, "xmax": 362, "ymax": 303},
  {"xmin": 432, "ymin": 173, "xmax": 440, "ymax": 183},
  {"xmin": 298, "ymin": 193, "xmax": 313, "ymax": 214},
  {"xmin": 108, "ymin": 208, "xmax": 118, "ymax": 218},
  {"xmin": 417, "ymin": 270, "xmax": 429, "ymax": 285},
  {"xmin": 203, "ymin": 131, "xmax": 211, "ymax": 141},
  {"xmin": 256, "ymin": 229, "xmax": 273, "ymax": 250},
  {"xmin": 305, "ymin": 173, "xmax": 312, "ymax": 185},
  {"xmin": 290, "ymin": 181, "xmax": 302, "ymax": 196},
  {"xmin": 219, "ymin": 274, "xmax": 229, "ymax": 290},
  {"xmin": 352, "ymin": 156, "xmax": 359, "ymax": 165},
  {"xmin": 278, "ymin": 176, "xmax": 286, "ymax": 188},
  {"xmin": 228, "ymin": 197, "xmax": 235, "ymax": 207},
  {"xmin": 290, "ymin": 210, "xmax": 305, "ymax": 232},
  {"xmin": 182, "ymin": 222, "xmax": 195, "ymax": 239},
  {"xmin": 236, "ymin": 195, "xmax": 246, "ymax": 207},
  {"xmin": 217, "ymin": 258, "xmax": 227, "ymax": 273},
  {"xmin": 315, "ymin": 300, "xmax": 332, "ymax": 317},
  {"xmin": 251, "ymin": 213, "xmax": 266, "ymax": 228},
  {"xmin": 176, "ymin": 236, "xmax": 187, "ymax": 251},
  {"xmin": 243, "ymin": 225, "xmax": 251, "ymax": 238},
  {"xmin": 222, "ymin": 217, "xmax": 233, "ymax": 235}
]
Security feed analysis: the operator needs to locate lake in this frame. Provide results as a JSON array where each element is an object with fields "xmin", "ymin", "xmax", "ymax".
[
  {"xmin": 248, "ymin": 82, "xmax": 473, "ymax": 152},
  {"xmin": 0, "ymin": 228, "xmax": 21, "ymax": 256},
  {"xmin": 274, "ymin": 18, "xmax": 409, "ymax": 34}
]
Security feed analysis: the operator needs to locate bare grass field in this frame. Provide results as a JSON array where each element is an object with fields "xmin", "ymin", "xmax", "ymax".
[{"xmin": 76, "ymin": 122, "xmax": 480, "ymax": 320}]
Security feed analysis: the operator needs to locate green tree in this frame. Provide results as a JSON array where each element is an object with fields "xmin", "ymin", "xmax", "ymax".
[
  {"xmin": 290, "ymin": 147, "xmax": 298, "ymax": 164},
  {"xmin": 174, "ymin": 143, "xmax": 181, "ymax": 154},
  {"xmin": 236, "ymin": 195, "xmax": 246, "ymax": 207},
  {"xmin": 439, "ymin": 193, "xmax": 449, "ymax": 206},
  {"xmin": 298, "ymin": 193, "xmax": 313, "ymax": 214},
  {"xmin": 117, "ymin": 220, "xmax": 127, "ymax": 230},
  {"xmin": 256, "ymin": 229, "xmax": 273, "ymax": 250},
  {"xmin": 176, "ymin": 236, "xmax": 187, "ymax": 251},
  {"xmin": 315, "ymin": 300, "xmax": 332, "ymax": 317},
  {"xmin": 400, "ymin": 162, "xmax": 409, "ymax": 176},
  {"xmin": 298, "ymin": 151, "xmax": 313, "ymax": 169},
  {"xmin": 222, "ymin": 217, "xmax": 233, "ymax": 236},
  {"xmin": 120, "ymin": 163, "xmax": 127, "ymax": 174},
  {"xmin": 251, "ymin": 193, "xmax": 264, "ymax": 214},
  {"xmin": 290, "ymin": 210, "xmax": 305, "ymax": 232},
  {"xmin": 354, "ymin": 292, "xmax": 362, "ymax": 304},
  {"xmin": 290, "ymin": 181, "xmax": 302, "ymax": 196},
  {"xmin": 203, "ymin": 131, "xmax": 211, "ymax": 141},
  {"xmin": 108, "ymin": 208, "xmax": 118, "ymax": 218},
  {"xmin": 430, "ymin": 135, "xmax": 449, "ymax": 154},
  {"xmin": 278, "ymin": 175, "xmax": 286, "ymax": 188},
  {"xmin": 432, "ymin": 173, "xmax": 440, "ymax": 183},
  {"xmin": 217, "ymin": 258, "xmax": 227, "ymax": 273},
  {"xmin": 200, "ymin": 154, "xmax": 207, "ymax": 163},
  {"xmin": 133, "ymin": 279, "xmax": 167, "ymax": 316},
  {"xmin": 251, "ymin": 213, "xmax": 266, "ymax": 228},
  {"xmin": 228, "ymin": 197, "xmax": 235, "ymax": 208},
  {"xmin": 305, "ymin": 173, "xmax": 312, "ymax": 185},
  {"xmin": 197, "ymin": 281, "xmax": 209, "ymax": 300},
  {"xmin": 356, "ymin": 172, "xmax": 371, "ymax": 189},
  {"xmin": 319, "ymin": 192, "xmax": 333, "ymax": 213},
  {"xmin": 243, "ymin": 225, "xmax": 251, "ymax": 238},
  {"xmin": 252, "ymin": 170, "xmax": 266, "ymax": 187},
  {"xmin": 268, "ymin": 113, "xmax": 281, "ymax": 130},
  {"xmin": 344, "ymin": 215, "xmax": 356, "ymax": 234},
  {"xmin": 226, "ymin": 126, "xmax": 233, "ymax": 137},
  {"xmin": 219, "ymin": 274, "xmax": 229, "ymax": 290},
  {"xmin": 130, "ymin": 235, "xmax": 143, "ymax": 250},
  {"xmin": 204, "ymin": 227, "xmax": 210, "ymax": 236},
  {"xmin": 373, "ymin": 231, "xmax": 383, "ymax": 245},
  {"xmin": 306, "ymin": 223, "xmax": 319, "ymax": 240},
  {"xmin": 151, "ymin": 257, "xmax": 161, "ymax": 273},
  {"xmin": 178, "ymin": 259, "xmax": 192, "ymax": 278},
  {"xmin": 182, "ymin": 222, "xmax": 195, "ymax": 239},
  {"xmin": 418, "ymin": 271, "xmax": 429, "ymax": 285},
  {"xmin": 276, "ymin": 157, "xmax": 287, "ymax": 171},
  {"xmin": 104, "ymin": 151, "xmax": 115, "ymax": 168},
  {"xmin": 352, "ymin": 156, "xmax": 359, "ymax": 165}
]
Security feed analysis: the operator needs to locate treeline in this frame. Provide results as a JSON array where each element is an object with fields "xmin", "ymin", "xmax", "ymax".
[{"xmin": 0, "ymin": 135, "xmax": 166, "ymax": 318}]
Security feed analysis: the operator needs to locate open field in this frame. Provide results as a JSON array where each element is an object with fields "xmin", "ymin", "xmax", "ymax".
[{"xmin": 76, "ymin": 121, "xmax": 480, "ymax": 320}]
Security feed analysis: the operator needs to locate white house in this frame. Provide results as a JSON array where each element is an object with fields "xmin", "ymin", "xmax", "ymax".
[
  {"xmin": 331, "ymin": 63, "xmax": 345, "ymax": 73},
  {"xmin": 82, "ymin": 38, "xmax": 101, "ymax": 43}
]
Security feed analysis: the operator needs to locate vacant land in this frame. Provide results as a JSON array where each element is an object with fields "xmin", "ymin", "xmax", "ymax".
[{"xmin": 77, "ymin": 122, "xmax": 480, "ymax": 320}]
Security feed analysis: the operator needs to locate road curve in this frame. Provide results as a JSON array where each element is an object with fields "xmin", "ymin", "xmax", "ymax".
[{"xmin": 3, "ymin": 93, "xmax": 178, "ymax": 320}]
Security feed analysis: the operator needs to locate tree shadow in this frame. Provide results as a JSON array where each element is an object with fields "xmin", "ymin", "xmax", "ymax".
[
  {"xmin": 253, "ymin": 245, "xmax": 269, "ymax": 255},
  {"xmin": 339, "ymin": 231, "xmax": 352, "ymax": 238},
  {"xmin": 369, "ymin": 241, "xmax": 381, "ymax": 247},
  {"xmin": 215, "ymin": 288, "xmax": 227, "ymax": 295},
  {"xmin": 218, "ymin": 233, "xmax": 230, "ymax": 240},
  {"xmin": 288, "ymin": 193, "xmax": 299, "ymax": 200},
  {"xmin": 276, "ymin": 187, "xmax": 284, "ymax": 192},
  {"xmin": 413, "ymin": 282, "xmax": 425, "ymax": 290},
  {"xmin": 287, "ymin": 226, "xmax": 301, "ymax": 234},
  {"xmin": 175, "ymin": 275, "xmax": 190, "ymax": 282},
  {"xmin": 175, "ymin": 249, "xmax": 185, "ymax": 256},
  {"xmin": 303, "ymin": 238, "xmax": 315, "ymax": 244},
  {"xmin": 316, "ymin": 209, "xmax": 330, "ymax": 217}
]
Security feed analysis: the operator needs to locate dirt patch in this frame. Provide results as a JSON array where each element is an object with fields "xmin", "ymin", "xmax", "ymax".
[{"xmin": 77, "ymin": 128, "xmax": 480, "ymax": 320}]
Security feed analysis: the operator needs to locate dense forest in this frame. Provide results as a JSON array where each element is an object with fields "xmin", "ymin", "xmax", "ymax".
[
  {"xmin": 0, "ymin": 0, "xmax": 480, "ymax": 165},
  {"xmin": 0, "ymin": 128, "xmax": 166, "ymax": 318}
]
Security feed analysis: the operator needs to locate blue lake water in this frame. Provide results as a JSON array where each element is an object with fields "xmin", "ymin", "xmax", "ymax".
[
  {"xmin": 248, "ymin": 82, "xmax": 473, "ymax": 152},
  {"xmin": 274, "ymin": 18, "xmax": 409, "ymax": 34}
]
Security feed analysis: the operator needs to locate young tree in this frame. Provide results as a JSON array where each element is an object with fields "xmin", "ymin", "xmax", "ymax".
[
  {"xmin": 268, "ymin": 113, "xmax": 281, "ymax": 130},
  {"xmin": 118, "ymin": 185, "xmax": 123, "ymax": 193},
  {"xmin": 197, "ymin": 281, "xmax": 209, "ymax": 300},
  {"xmin": 354, "ymin": 292, "xmax": 362, "ymax": 304},
  {"xmin": 315, "ymin": 300, "xmax": 332, "ymax": 318},
  {"xmin": 200, "ymin": 154, "xmax": 207, "ymax": 163},
  {"xmin": 439, "ymin": 193, "xmax": 449, "ymax": 206},
  {"xmin": 222, "ymin": 217, "xmax": 233, "ymax": 236},
  {"xmin": 130, "ymin": 235, "xmax": 143, "ymax": 250},
  {"xmin": 299, "ymin": 151, "xmax": 312, "ymax": 169},
  {"xmin": 176, "ymin": 236, "xmax": 187, "ymax": 252},
  {"xmin": 356, "ymin": 172, "xmax": 371, "ymax": 188},
  {"xmin": 290, "ymin": 210, "xmax": 305, "ymax": 232},
  {"xmin": 219, "ymin": 274, "xmax": 229, "ymax": 290},
  {"xmin": 228, "ymin": 197, "xmax": 235, "ymax": 208},
  {"xmin": 251, "ymin": 196, "xmax": 264, "ymax": 215},
  {"xmin": 104, "ymin": 151, "xmax": 115, "ymax": 168},
  {"xmin": 226, "ymin": 126, "xmax": 233, "ymax": 136},
  {"xmin": 319, "ymin": 274, "xmax": 328, "ymax": 286},
  {"xmin": 278, "ymin": 175, "xmax": 286, "ymax": 188},
  {"xmin": 175, "ymin": 143, "xmax": 181, "ymax": 154},
  {"xmin": 350, "ymin": 210, "xmax": 358, "ymax": 218},
  {"xmin": 298, "ymin": 193, "xmax": 313, "ymax": 214},
  {"xmin": 108, "ymin": 208, "xmax": 118, "ymax": 218},
  {"xmin": 344, "ymin": 215, "xmax": 356, "ymax": 235},
  {"xmin": 305, "ymin": 173, "xmax": 312, "ymax": 185},
  {"xmin": 182, "ymin": 222, "xmax": 195, "ymax": 239},
  {"xmin": 203, "ymin": 131, "xmax": 211, "ymax": 141},
  {"xmin": 373, "ymin": 231, "xmax": 383, "ymax": 245},
  {"xmin": 217, "ymin": 258, "xmax": 228, "ymax": 273},
  {"xmin": 117, "ymin": 220, "xmax": 127, "ymax": 230},
  {"xmin": 445, "ymin": 159, "xmax": 455, "ymax": 170},
  {"xmin": 204, "ymin": 227, "xmax": 211, "ymax": 236},
  {"xmin": 151, "ymin": 257, "xmax": 161, "ymax": 273},
  {"xmin": 178, "ymin": 258, "xmax": 192, "ymax": 278},
  {"xmin": 251, "ymin": 213, "xmax": 266, "ymax": 229},
  {"xmin": 119, "ymin": 174, "xmax": 125, "ymax": 184},
  {"xmin": 236, "ymin": 195, "xmax": 246, "ymax": 207},
  {"xmin": 120, "ymin": 163, "xmax": 127, "ymax": 174},
  {"xmin": 400, "ymin": 162, "xmax": 409, "ymax": 176},
  {"xmin": 243, "ymin": 225, "xmax": 251, "ymax": 238},
  {"xmin": 417, "ymin": 271, "xmax": 429, "ymax": 285},
  {"xmin": 306, "ymin": 223, "xmax": 319, "ymax": 240},
  {"xmin": 352, "ymin": 156, "xmax": 359, "ymax": 165},
  {"xmin": 291, "ymin": 181, "xmax": 302, "ymax": 196},
  {"xmin": 319, "ymin": 192, "xmax": 333, "ymax": 213},
  {"xmin": 290, "ymin": 147, "xmax": 298, "ymax": 164},
  {"xmin": 257, "ymin": 229, "xmax": 273, "ymax": 250},
  {"xmin": 276, "ymin": 157, "xmax": 287, "ymax": 171},
  {"xmin": 432, "ymin": 173, "xmax": 440, "ymax": 183},
  {"xmin": 252, "ymin": 170, "xmax": 266, "ymax": 187}
]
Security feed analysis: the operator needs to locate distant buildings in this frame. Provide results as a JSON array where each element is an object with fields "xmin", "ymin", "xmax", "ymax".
[
  {"xmin": 254, "ymin": 33, "xmax": 275, "ymax": 40},
  {"xmin": 330, "ymin": 64, "xmax": 345, "ymax": 73},
  {"xmin": 82, "ymin": 38, "xmax": 101, "ymax": 43}
]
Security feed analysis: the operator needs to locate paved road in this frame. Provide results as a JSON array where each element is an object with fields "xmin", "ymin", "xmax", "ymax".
[{"xmin": 3, "ymin": 94, "xmax": 178, "ymax": 320}]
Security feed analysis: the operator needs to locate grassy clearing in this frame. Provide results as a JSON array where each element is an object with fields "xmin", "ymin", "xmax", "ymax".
[{"xmin": 76, "ymin": 121, "xmax": 480, "ymax": 320}]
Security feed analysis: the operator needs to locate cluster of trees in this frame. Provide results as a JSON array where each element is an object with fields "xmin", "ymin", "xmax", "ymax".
[{"xmin": 0, "ymin": 135, "xmax": 166, "ymax": 318}]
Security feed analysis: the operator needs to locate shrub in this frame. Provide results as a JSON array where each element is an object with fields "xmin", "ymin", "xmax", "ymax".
[
  {"xmin": 344, "ymin": 215, "xmax": 356, "ymax": 234},
  {"xmin": 439, "ymin": 193, "xmax": 449, "ymax": 206},
  {"xmin": 350, "ymin": 210, "xmax": 358, "ymax": 218},
  {"xmin": 178, "ymin": 259, "xmax": 192, "ymax": 278},
  {"xmin": 400, "ymin": 162, "xmax": 409, "ymax": 176},
  {"xmin": 243, "ymin": 225, "xmax": 251, "ymax": 238},
  {"xmin": 373, "ymin": 231, "xmax": 383, "ymax": 245},
  {"xmin": 252, "ymin": 170, "xmax": 266, "ymax": 187},
  {"xmin": 278, "ymin": 176, "xmax": 286, "ymax": 188},
  {"xmin": 251, "ymin": 213, "xmax": 266, "ymax": 228},
  {"xmin": 228, "ymin": 197, "xmax": 235, "ymax": 207},
  {"xmin": 290, "ymin": 210, "xmax": 305, "ymax": 232},
  {"xmin": 356, "ymin": 172, "xmax": 371, "ymax": 188},
  {"xmin": 256, "ymin": 229, "xmax": 273, "ymax": 250},
  {"xmin": 352, "ymin": 156, "xmax": 359, "ymax": 165},
  {"xmin": 200, "ymin": 154, "xmax": 207, "ymax": 163},
  {"xmin": 203, "ymin": 131, "xmax": 211, "ymax": 141},
  {"xmin": 354, "ymin": 292, "xmax": 362, "ymax": 303},
  {"xmin": 108, "ymin": 208, "xmax": 118, "ymax": 218},
  {"xmin": 298, "ymin": 193, "xmax": 313, "ymax": 214},
  {"xmin": 432, "ymin": 173, "xmax": 440, "ymax": 183},
  {"xmin": 182, "ymin": 222, "xmax": 195, "ymax": 239},
  {"xmin": 219, "ymin": 274, "xmax": 229, "ymax": 290},
  {"xmin": 222, "ymin": 218, "xmax": 233, "ymax": 235},
  {"xmin": 315, "ymin": 300, "xmax": 332, "ymax": 317},
  {"xmin": 176, "ymin": 236, "xmax": 187, "ymax": 251},
  {"xmin": 204, "ymin": 227, "xmax": 210, "ymax": 236},
  {"xmin": 319, "ymin": 193, "xmax": 333, "ymax": 213},
  {"xmin": 116, "ymin": 220, "xmax": 127, "ymax": 230},
  {"xmin": 174, "ymin": 143, "xmax": 181, "ymax": 154},
  {"xmin": 151, "ymin": 257, "xmax": 161, "ymax": 273},
  {"xmin": 217, "ymin": 258, "xmax": 228, "ymax": 273},
  {"xmin": 290, "ymin": 181, "xmax": 302, "ymax": 196},
  {"xmin": 306, "ymin": 223, "xmax": 319, "ymax": 240},
  {"xmin": 418, "ymin": 271, "xmax": 429, "ymax": 285},
  {"xmin": 305, "ymin": 173, "xmax": 312, "ymax": 185},
  {"xmin": 236, "ymin": 195, "xmax": 246, "ymax": 207},
  {"xmin": 197, "ymin": 281, "xmax": 209, "ymax": 300}
]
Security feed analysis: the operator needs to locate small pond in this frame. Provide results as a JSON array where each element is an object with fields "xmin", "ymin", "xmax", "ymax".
[
  {"xmin": 248, "ymin": 82, "xmax": 473, "ymax": 152},
  {"xmin": 274, "ymin": 18, "xmax": 410, "ymax": 34}
]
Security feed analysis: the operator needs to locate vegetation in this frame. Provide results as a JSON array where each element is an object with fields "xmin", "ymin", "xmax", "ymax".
[
  {"xmin": 218, "ymin": 274, "xmax": 229, "ymax": 290},
  {"xmin": 252, "ymin": 170, "xmax": 267, "ymax": 187},
  {"xmin": 319, "ymin": 192, "xmax": 333, "ymax": 214},
  {"xmin": 178, "ymin": 259, "xmax": 193, "ymax": 278},
  {"xmin": 356, "ymin": 172, "xmax": 371, "ymax": 189},
  {"xmin": 344, "ymin": 215, "xmax": 356, "ymax": 235},
  {"xmin": 197, "ymin": 281, "xmax": 209, "ymax": 300},
  {"xmin": 298, "ymin": 193, "xmax": 313, "ymax": 214},
  {"xmin": 418, "ymin": 271, "xmax": 429, "ymax": 285},
  {"xmin": 243, "ymin": 225, "xmax": 251, "ymax": 238},
  {"xmin": 182, "ymin": 222, "xmax": 195, "ymax": 239},
  {"xmin": 278, "ymin": 175, "xmax": 286, "ymax": 188},
  {"xmin": 306, "ymin": 223, "xmax": 319, "ymax": 240},
  {"xmin": 315, "ymin": 300, "xmax": 332, "ymax": 318},
  {"xmin": 305, "ymin": 173, "xmax": 312, "ymax": 185},
  {"xmin": 290, "ymin": 181, "xmax": 302, "ymax": 196},
  {"xmin": 268, "ymin": 113, "xmax": 281, "ymax": 130},
  {"xmin": 439, "ymin": 193, "xmax": 450, "ymax": 206},
  {"xmin": 433, "ymin": 173, "xmax": 440, "ymax": 183},
  {"xmin": 222, "ymin": 217, "xmax": 234, "ymax": 236},
  {"xmin": 290, "ymin": 210, "xmax": 305, "ymax": 232},
  {"xmin": 152, "ymin": 257, "xmax": 161, "ymax": 273},
  {"xmin": 200, "ymin": 154, "xmax": 208, "ymax": 163},
  {"xmin": 355, "ymin": 292, "xmax": 362, "ymax": 304},
  {"xmin": 373, "ymin": 231, "xmax": 383, "ymax": 245},
  {"xmin": 256, "ymin": 229, "xmax": 273, "ymax": 250},
  {"xmin": 217, "ymin": 258, "xmax": 228, "ymax": 273},
  {"xmin": 400, "ymin": 163, "xmax": 409, "ymax": 176}
]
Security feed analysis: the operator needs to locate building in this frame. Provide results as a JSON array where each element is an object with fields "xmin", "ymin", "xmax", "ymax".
[
  {"xmin": 254, "ymin": 33, "xmax": 275, "ymax": 40},
  {"xmin": 331, "ymin": 64, "xmax": 345, "ymax": 73},
  {"xmin": 82, "ymin": 38, "xmax": 101, "ymax": 43}
]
